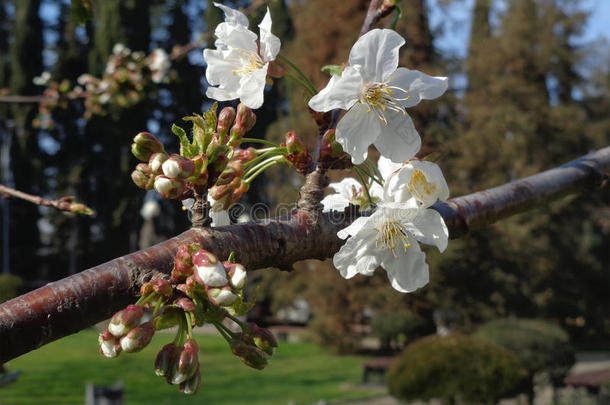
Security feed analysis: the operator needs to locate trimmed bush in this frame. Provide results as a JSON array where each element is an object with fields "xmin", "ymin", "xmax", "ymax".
[
  {"xmin": 474, "ymin": 318, "xmax": 575, "ymax": 385},
  {"xmin": 371, "ymin": 312, "xmax": 434, "ymax": 351},
  {"xmin": 386, "ymin": 334, "xmax": 527, "ymax": 404}
]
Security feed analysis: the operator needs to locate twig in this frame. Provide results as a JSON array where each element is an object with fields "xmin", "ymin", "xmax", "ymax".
[
  {"xmin": 0, "ymin": 146, "xmax": 608, "ymax": 363},
  {"xmin": 0, "ymin": 184, "xmax": 93, "ymax": 215}
]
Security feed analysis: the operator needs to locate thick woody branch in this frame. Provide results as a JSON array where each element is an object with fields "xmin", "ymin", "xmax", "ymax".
[{"xmin": 0, "ymin": 146, "xmax": 608, "ymax": 363}]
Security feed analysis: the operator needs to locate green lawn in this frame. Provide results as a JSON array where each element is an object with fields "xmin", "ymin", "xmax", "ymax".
[{"xmin": 1, "ymin": 329, "xmax": 383, "ymax": 405}]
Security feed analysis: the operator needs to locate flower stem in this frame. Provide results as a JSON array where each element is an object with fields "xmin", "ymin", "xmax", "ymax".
[
  {"xmin": 285, "ymin": 73, "xmax": 316, "ymax": 96},
  {"xmin": 213, "ymin": 321, "xmax": 232, "ymax": 343},
  {"xmin": 244, "ymin": 156, "xmax": 285, "ymax": 183},
  {"xmin": 241, "ymin": 138, "xmax": 279, "ymax": 147},
  {"xmin": 277, "ymin": 54, "xmax": 317, "ymax": 94},
  {"xmin": 243, "ymin": 149, "xmax": 286, "ymax": 172},
  {"xmin": 353, "ymin": 166, "xmax": 374, "ymax": 207},
  {"xmin": 225, "ymin": 313, "xmax": 246, "ymax": 329},
  {"xmin": 185, "ymin": 312, "xmax": 194, "ymax": 339}
]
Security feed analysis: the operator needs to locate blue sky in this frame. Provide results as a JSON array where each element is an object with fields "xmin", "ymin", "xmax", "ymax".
[{"xmin": 429, "ymin": 0, "xmax": 610, "ymax": 57}]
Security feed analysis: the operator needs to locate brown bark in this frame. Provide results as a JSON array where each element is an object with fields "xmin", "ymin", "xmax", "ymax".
[{"xmin": 0, "ymin": 146, "xmax": 608, "ymax": 363}]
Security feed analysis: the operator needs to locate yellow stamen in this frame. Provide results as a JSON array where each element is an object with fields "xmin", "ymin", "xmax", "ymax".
[
  {"xmin": 360, "ymin": 82, "xmax": 410, "ymax": 125},
  {"xmin": 376, "ymin": 220, "xmax": 411, "ymax": 256},
  {"xmin": 407, "ymin": 169, "xmax": 436, "ymax": 202},
  {"xmin": 228, "ymin": 49, "xmax": 265, "ymax": 76}
]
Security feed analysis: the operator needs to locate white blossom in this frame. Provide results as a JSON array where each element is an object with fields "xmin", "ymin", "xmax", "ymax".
[
  {"xmin": 383, "ymin": 159, "xmax": 449, "ymax": 207},
  {"xmin": 309, "ymin": 29, "xmax": 448, "ymax": 164},
  {"xmin": 182, "ymin": 196, "xmax": 230, "ymax": 227},
  {"xmin": 333, "ymin": 202, "xmax": 448, "ymax": 293},
  {"xmin": 203, "ymin": 3, "xmax": 281, "ymax": 109}
]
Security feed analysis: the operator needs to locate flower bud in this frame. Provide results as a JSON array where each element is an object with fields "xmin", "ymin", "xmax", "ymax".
[
  {"xmin": 208, "ymin": 180, "xmax": 235, "ymax": 202},
  {"xmin": 131, "ymin": 163, "xmax": 155, "ymax": 190},
  {"xmin": 162, "ymin": 154, "xmax": 196, "ymax": 179},
  {"xmin": 186, "ymin": 154, "xmax": 209, "ymax": 185},
  {"xmin": 99, "ymin": 329, "xmax": 122, "ymax": 358},
  {"xmin": 149, "ymin": 152, "xmax": 169, "ymax": 175},
  {"xmin": 140, "ymin": 281, "xmax": 154, "ymax": 297},
  {"xmin": 176, "ymin": 275, "xmax": 198, "ymax": 298},
  {"xmin": 152, "ymin": 279, "xmax": 173, "ymax": 298},
  {"xmin": 232, "ymin": 147, "xmax": 257, "ymax": 164},
  {"xmin": 180, "ymin": 366, "xmax": 201, "ymax": 395},
  {"xmin": 155, "ymin": 343, "xmax": 178, "ymax": 377},
  {"xmin": 169, "ymin": 339, "xmax": 200, "ymax": 385},
  {"xmin": 154, "ymin": 176, "xmax": 185, "ymax": 199},
  {"xmin": 285, "ymin": 132, "xmax": 305, "ymax": 155},
  {"xmin": 235, "ymin": 103, "xmax": 256, "ymax": 132},
  {"xmin": 217, "ymin": 107, "xmax": 236, "ymax": 137},
  {"xmin": 206, "ymin": 285, "xmax": 238, "ymax": 306},
  {"xmin": 248, "ymin": 323, "xmax": 278, "ymax": 356},
  {"xmin": 228, "ymin": 181, "xmax": 249, "ymax": 209},
  {"xmin": 224, "ymin": 262, "xmax": 247, "ymax": 290},
  {"xmin": 108, "ymin": 304, "xmax": 144, "ymax": 337},
  {"xmin": 120, "ymin": 322, "xmax": 155, "ymax": 353},
  {"xmin": 230, "ymin": 337, "xmax": 270, "ymax": 370},
  {"xmin": 174, "ymin": 297, "xmax": 195, "ymax": 313},
  {"xmin": 132, "ymin": 132, "xmax": 165, "ymax": 162},
  {"xmin": 172, "ymin": 243, "xmax": 202, "ymax": 283},
  {"xmin": 192, "ymin": 250, "xmax": 227, "ymax": 287},
  {"xmin": 216, "ymin": 161, "xmax": 243, "ymax": 186}
]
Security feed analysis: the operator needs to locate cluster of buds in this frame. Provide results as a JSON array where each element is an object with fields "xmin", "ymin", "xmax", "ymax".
[
  {"xmin": 33, "ymin": 44, "xmax": 174, "ymax": 127},
  {"xmin": 130, "ymin": 103, "xmax": 262, "ymax": 217},
  {"xmin": 100, "ymin": 242, "xmax": 276, "ymax": 395}
]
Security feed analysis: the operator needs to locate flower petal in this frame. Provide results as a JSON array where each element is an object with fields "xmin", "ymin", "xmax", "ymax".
[
  {"xmin": 321, "ymin": 193, "xmax": 351, "ymax": 212},
  {"xmin": 389, "ymin": 67, "xmax": 448, "ymax": 108},
  {"xmin": 238, "ymin": 66, "xmax": 267, "ymax": 109},
  {"xmin": 381, "ymin": 242, "xmax": 429, "ymax": 293},
  {"xmin": 258, "ymin": 8, "xmax": 281, "ymax": 61},
  {"xmin": 214, "ymin": 2, "xmax": 249, "ymax": 27},
  {"xmin": 407, "ymin": 208, "xmax": 449, "ymax": 252},
  {"xmin": 333, "ymin": 227, "xmax": 380, "ymax": 278},
  {"xmin": 337, "ymin": 215, "xmax": 371, "ymax": 239},
  {"xmin": 377, "ymin": 156, "xmax": 404, "ymax": 180},
  {"xmin": 349, "ymin": 29, "xmax": 405, "ymax": 83},
  {"xmin": 336, "ymin": 102, "xmax": 382, "ymax": 164},
  {"xmin": 395, "ymin": 160, "xmax": 450, "ymax": 207},
  {"xmin": 373, "ymin": 112, "xmax": 421, "ymax": 163},
  {"xmin": 329, "ymin": 177, "xmax": 361, "ymax": 198},
  {"xmin": 308, "ymin": 66, "xmax": 363, "ymax": 112}
]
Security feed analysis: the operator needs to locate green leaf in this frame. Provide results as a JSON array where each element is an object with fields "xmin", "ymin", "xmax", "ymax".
[
  {"xmin": 321, "ymin": 65, "xmax": 343, "ymax": 77},
  {"xmin": 70, "ymin": 0, "xmax": 94, "ymax": 25},
  {"xmin": 171, "ymin": 124, "xmax": 195, "ymax": 157},
  {"xmin": 231, "ymin": 287, "xmax": 259, "ymax": 316}
]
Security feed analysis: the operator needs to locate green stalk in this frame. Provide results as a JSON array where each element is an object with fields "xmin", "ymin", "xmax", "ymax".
[
  {"xmin": 244, "ymin": 157, "xmax": 284, "ymax": 184},
  {"xmin": 185, "ymin": 312, "xmax": 193, "ymax": 339},
  {"xmin": 285, "ymin": 73, "xmax": 316, "ymax": 96},
  {"xmin": 241, "ymin": 138, "xmax": 279, "ymax": 147},
  {"xmin": 277, "ymin": 54, "xmax": 317, "ymax": 94},
  {"xmin": 353, "ymin": 166, "xmax": 374, "ymax": 207},
  {"xmin": 243, "ymin": 149, "xmax": 286, "ymax": 172},
  {"xmin": 244, "ymin": 155, "xmax": 284, "ymax": 178}
]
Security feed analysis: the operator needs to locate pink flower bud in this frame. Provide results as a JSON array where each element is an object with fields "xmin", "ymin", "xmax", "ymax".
[
  {"xmin": 174, "ymin": 297, "xmax": 195, "ymax": 313},
  {"xmin": 186, "ymin": 154, "xmax": 209, "ymax": 185},
  {"xmin": 155, "ymin": 343, "xmax": 178, "ymax": 377},
  {"xmin": 267, "ymin": 61, "xmax": 285, "ymax": 79},
  {"xmin": 285, "ymin": 131, "xmax": 306, "ymax": 155},
  {"xmin": 172, "ymin": 243, "xmax": 202, "ymax": 283},
  {"xmin": 232, "ymin": 148, "xmax": 257, "ymax": 164},
  {"xmin": 149, "ymin": 152, "xmax": 169, "ymax": 175},
  {"xmin": 132, "ymin": 132, "xmax": 165, "ymax": 162},
  {"xmin": 215, "ymin": 161, "xmax": 243, "ymax": 186},
  {"xmin": 248, "ymin": 323, "xmax": 278, "ymax": 356},
  {"xmin": 120, "ymin": 322, "xmax": 155, "ymax": 353},
  {"xmin": 99, "ymin": 329, "xmax": 122, "ymax": 358},
  {"xmin": 154, "ymin": 175, "xmax": 185, "ymax": 199},
  {"xmin": 131, "ymin": 163, "xmax": 155, "ymax": 190},
  {"xmin": 169, "ymin": 339, "xmax": 199, "ymax": 385},
  {"xmin": 230, "ymin": 337, "xmax": 270, "ymax": 370},
  {"xmin": 180, "ymin": 366, "xmax": 201, "ymax": 395},
  {"xmin": 235, "ymin": 103, "xmax": 256, "ymax": 132},
  {"xmin": 152, "ymin": 279, "xmax": 173, "ymax": 298},
  {"xmin": 176, "ymin": 275, "xmax": 198, "ymax": 297},
  {"xmin": 108, "ymin": 304, "xmax": 144, "ymax": 337},
  {"xmin": 224, "ymin": 262, "xmax": 247, "ymax": 289},
  {"xmin": 140, "ymin": 281, "xmax": 154, "ymax": 297},
  {"xmin": 206, "ymin": 285, "xmax": 238, "ymax": 306},
  {"xmin": 217, "ymin": 107, "xmax": 236, "ymax": 137},
  {"xmin": 162, "ymin": 154, "xmax": 196, "ymax": 179},
  {"xmin": 192, "ymin": 250, "xmax": 227, "ymax": 287}
]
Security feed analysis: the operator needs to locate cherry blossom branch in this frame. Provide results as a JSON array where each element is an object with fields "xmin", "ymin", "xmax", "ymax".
[
  {"xmin": 360, "ymin": 0, "xmax": 397, "ymax": 37},
  {"xmin": 0, "ymin": 184, "xmax": 94, "ymax": 215},
  {"xmin": 0, "ymin": 146, "xmax": 608, "ymax": 363}
]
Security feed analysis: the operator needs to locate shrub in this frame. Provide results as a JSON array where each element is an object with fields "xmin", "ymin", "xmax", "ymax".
[
  {"xmin": 371, "ymin": 312, "xmax": 434, "ymax": 351},
  {"xmin": 474, "ymin": 318, "xmax": 575, "ymax": 386},
  {"xmin": 386, "ymin": 334, "xmax": 527, "ymax": 404}
]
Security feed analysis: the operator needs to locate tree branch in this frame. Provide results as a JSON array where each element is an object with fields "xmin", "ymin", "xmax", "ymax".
[
  {"xmin": 0, "ymin": 184, "xmax": 94, "ymax": 215},
  {"xmin": 0, "ymin": 147, "xmax": 608, "ymax": 363}
]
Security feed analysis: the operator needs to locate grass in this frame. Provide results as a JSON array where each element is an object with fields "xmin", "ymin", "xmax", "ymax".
[{"xmin": 0, "ymin": 329, "xmax": 384, "ymax": 405}]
